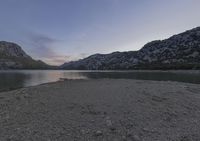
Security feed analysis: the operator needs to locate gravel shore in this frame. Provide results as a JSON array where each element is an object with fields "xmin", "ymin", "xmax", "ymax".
[{"xmin": 0, "ymin": 79, "xmax": 200, "ymax": 141}]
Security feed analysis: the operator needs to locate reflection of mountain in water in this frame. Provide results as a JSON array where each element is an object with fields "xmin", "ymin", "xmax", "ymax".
[
  {"xmin": 0, "ymin": 70, "xmax": 200, "ymax": 92},
  {"xmin": 79, "ymin": 71, "xmax": 200, "ymax": 84},
  {"xmin": 0, "ymin": 72, "xmax": 28, "ymax": 91}
]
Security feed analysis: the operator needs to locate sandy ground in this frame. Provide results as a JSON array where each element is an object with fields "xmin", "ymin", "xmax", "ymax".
[{"xmin": 0, "ymin": 79, "xmax": 200, "ymax": 141}]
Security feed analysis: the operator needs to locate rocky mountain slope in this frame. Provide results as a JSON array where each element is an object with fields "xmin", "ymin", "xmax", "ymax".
[
  {"xmin": 0, "ymin": 41, "xmax": 49, "ymax": 69},
  {"xmin": 61, "ymin": 27, "xmax": 200, "ymax": 70}
]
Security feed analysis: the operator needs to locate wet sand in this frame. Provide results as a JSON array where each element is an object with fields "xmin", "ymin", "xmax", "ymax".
[{"xmin": 0, "ymin": 79, "xmax": 200, "ymax": 141}]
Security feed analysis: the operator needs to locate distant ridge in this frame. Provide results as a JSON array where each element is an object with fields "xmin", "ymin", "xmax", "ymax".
[
  {"xmin": 61, "ymin": 27, "xmax": 200, "ymax": 70},
  {"xmin": 0, "ymin": 41, "xmax": 50, "ymax": 69}
]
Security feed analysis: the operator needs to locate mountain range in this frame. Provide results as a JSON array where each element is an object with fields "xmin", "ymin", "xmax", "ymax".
[
  {"xmin": 1, "ymin": 26, "xmax": 200, "ymax": 70},
  {"xmin": 61, "ymin": 27, "xmax": 200, "ymax": 70}
]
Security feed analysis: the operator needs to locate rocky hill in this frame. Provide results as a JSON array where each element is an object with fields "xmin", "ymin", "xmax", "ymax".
[
  {"xmin": 61, "ymin": 27, "xmax": 200, "ymax": 70},
  {"xmin": 0, "ymin": 41, "xmax": 50, "ymax": 69}
]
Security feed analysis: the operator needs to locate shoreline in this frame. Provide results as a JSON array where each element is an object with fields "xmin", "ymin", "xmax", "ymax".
[
  {"xmin": 0, "ymin": 79, "xmax": 200, "ymax": 140},
  {"xmin": 1, "ymin": 70, "xmax": 200, "ymax": 93},
  {"xmin": 0, "ymin": 77, "xmax": 200, "ymax": 93}
]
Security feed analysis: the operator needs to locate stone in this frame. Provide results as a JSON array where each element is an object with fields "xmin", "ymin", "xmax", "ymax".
[{"xmin": 94, "ymin": 130, "xmax": 103, "ymax": 136}]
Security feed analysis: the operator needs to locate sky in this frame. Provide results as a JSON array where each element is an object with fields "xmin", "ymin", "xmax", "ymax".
[{"xmin": 0, "ymin": 0, "xmax": 200, "ymax": 65}]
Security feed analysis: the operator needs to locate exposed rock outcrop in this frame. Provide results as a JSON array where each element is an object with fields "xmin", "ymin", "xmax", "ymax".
[{"xmin": 0, "ymin": 41, "xmax": 49, "ymax": 69}]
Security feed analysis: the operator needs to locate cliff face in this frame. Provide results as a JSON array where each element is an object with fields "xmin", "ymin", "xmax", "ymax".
[
  {"xmin": 0, "ymin": 41, "xmax": 31, "ymax": 58},
  {"xmin": 61, "ymin": 27, "xmax": 200, "ymax": 70},
  {"xmin": 136, "ymin": 27, "xmax": 200, "ymax": 69},
  {"xmin": 0, "ymin": 41, "xmax": 49, "ymax": 69}
]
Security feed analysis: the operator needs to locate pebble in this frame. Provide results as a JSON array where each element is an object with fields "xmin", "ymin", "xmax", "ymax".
[
  {"xmin": 127, "ymin": 133, "xmax": 141, "ymax": 141},
  {"xmin": 105, "ymin": 116, "xmax": 116, "ymax": 131},
  {"xmin": 81, "ymin": 129, "xmax": 86, "ymax": 134},
  {"xmin": 132, "ymin": 135, "xmax": 140, "ymax": 141},
  {"xmin": 91, "ymin": 119, "xmax": 95, "ymax": 123},
  {"xmin": 106, "ymin": 118, "xmax": 112, "ymax": 127},
  {"xmin": 122, "ymin": 135, "xmax": 127, "ymax": 141},
  {"xmin": 142, "ymin": 128, "xmax": 149, "ymax": 132},
  {"xmin": 94, "ymin": 130, "xmax": 103, "ymax": 136}
]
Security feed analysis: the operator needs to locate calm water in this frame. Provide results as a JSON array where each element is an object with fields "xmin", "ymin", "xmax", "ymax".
[{"xmin": 0, "ymin": 70, "xmax": 200, "ymax": 92}]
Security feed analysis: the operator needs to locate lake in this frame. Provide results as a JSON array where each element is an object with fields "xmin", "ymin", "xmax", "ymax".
[{"xmin": 0, "ymin": 70, "xmax": 200, "ymax": 92}]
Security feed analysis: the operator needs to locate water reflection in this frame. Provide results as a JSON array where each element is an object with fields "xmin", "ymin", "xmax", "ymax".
[
  {"xmin": 0, "ymin": 70, "xmax": 200, "ymax": 92},
  {"xmin": 0, "ymin": 72, "xmax": 28, "ymax": 91},
  {"xmin": 79, "ymin": 71, "xmax": 200, "ymax": 84},
  {"xmin": 23, "ymin": 71, "xmax": 88, "ymax": 86}
]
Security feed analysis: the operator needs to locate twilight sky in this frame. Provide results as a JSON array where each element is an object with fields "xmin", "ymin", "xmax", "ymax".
[{"xmin": 0, "ymin": 0, "xmax": 200, "ymax": 65}]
